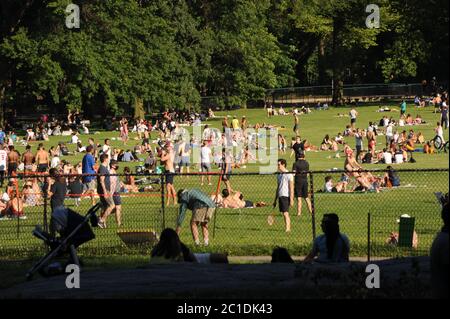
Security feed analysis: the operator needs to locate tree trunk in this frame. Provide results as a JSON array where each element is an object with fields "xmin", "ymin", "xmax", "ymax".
[
  {"xmin": 331, "ymin": 17, "xmax": 344, "ymax": 106},
  {"xmin": 318, "ymin": 37, "xmax": 326, "ymax": 85}
]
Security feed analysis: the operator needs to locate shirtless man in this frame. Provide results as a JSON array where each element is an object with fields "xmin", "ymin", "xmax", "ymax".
[
  {"xmin": 7, "ymin": 146, "xmax": 20, "ymax": 176},
  {"xmin": 21, "ymin": 145, "xmax": 35, "ymax": 172},
  {"xmin": 35, "ymin": 144, "xmax": 50, "ymax": 174},
  {"xmin": 161, "ymin": 143, "xmax": 177, "ymax": 206},
  {"xmin": 221, "ymin": 189, "xmax": 254, "ymax": 209}
]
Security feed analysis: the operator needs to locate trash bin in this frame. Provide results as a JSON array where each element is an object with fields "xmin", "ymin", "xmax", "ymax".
[{"xmin": 398, "ymin": 216, "xmax": 415, "ymax": 247}]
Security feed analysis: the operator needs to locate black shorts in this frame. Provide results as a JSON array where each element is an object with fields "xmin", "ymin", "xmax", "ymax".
[
  {"xmin": 293, "ymin": 124, "xmax": 299, "ymax": 132},
  {"xmin": 38, "ymin": 164, "xmax": 49, "ymax": 173},
  {"xmin": 113, "ymin": 193, "xmax": 122, "ymax": 206},
  {"xmin": 295, "ymin": 181, "xmax": 308, "ymax": 198},
  {"xmin": 7, "ymin": 163, "xmax": 18, "ymax": 175},
  {"xmin": 244, "ymin": 200, "xmax": 254, "ymax": 208},
  {"xmin": 166, "ymin": 172, "xmax": 174, "ymax": 185},
  {"xmin": 351, "ymin": 118, "xmax": 356, "ymax": 124},
  {"xmin": 279, "ymin": 197, "xmax": 290, "ymax": 213}
]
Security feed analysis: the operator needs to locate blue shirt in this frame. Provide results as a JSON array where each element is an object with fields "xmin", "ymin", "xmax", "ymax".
[
  {"xmin": 122, "ymin": 152, "xmax": 133, "ymax": 162},
  {"xmin": 177, "ymin": 189, "xmax": 215, "ymax": 226},
  {"xmin": 82, "ymin": 153, "xmax": 96, "ymax": 183},
  {"xmin": 0, "ymin": 131, "xmax": 5, "ymax": 143}
]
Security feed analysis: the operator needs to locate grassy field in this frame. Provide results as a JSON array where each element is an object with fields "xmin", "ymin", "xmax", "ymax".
[{"xmin": 0, "ymin": 103, "xmax": 448, "ymax": 260}]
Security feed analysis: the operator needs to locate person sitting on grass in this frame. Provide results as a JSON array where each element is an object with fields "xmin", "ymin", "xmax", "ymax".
[
  {"xmin": 271, "ymin": 246, "xmax": 294, "ymax": 263},
  {"xmin": 304, "ymin": 213, "xmax": 349, "ymax": 263},
  {"xmin": 150, "ymin": 228, "xmax": 197, "ymax": 264},
  {"xmin": 323, "ymin": 176, "xmax": 349, "ymax": 193},
  {"xmin": 320, "ymin": 134, "xmax": 333, "ymax": 151},
  {"xmin": 0, "ymin": 193, "xmax": 9, "ymax": 219},
  {"xmin": 122, "ymin": 166, "xmax": 139, "ymax": 193},
  {"xmin": 383, "ymin": 166, "xmax": 400, "ymax": 187},
  {"xmin": 3, "ymin": 191, "xmax": 26, "ymax": 220},
  {"xmin": 302, "ymin": 139, "xmax": 318, "ymax": 152},
  {"xmin": 423, "ymin": 141, "xmax": 435, "ymax": 154}
]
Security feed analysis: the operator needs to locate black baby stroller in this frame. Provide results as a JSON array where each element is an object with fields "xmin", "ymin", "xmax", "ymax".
[{"xmin": 25, "ymin": 203, "xmax": 101, "ymax": 280}]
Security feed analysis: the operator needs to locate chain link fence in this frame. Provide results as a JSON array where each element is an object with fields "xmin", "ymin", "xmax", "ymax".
[
  {"xmin": 0, "ymin": 169, "xmax": 447, "ymax": 261},
  {"xmin": 201, "ymin": 83, "xmax": 437, "ymax": 110}
]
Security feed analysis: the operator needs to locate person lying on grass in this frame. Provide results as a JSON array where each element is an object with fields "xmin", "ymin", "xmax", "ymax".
[{"xmin": 220, "ymin": 189, "xmax": 267, "ymax": 209}]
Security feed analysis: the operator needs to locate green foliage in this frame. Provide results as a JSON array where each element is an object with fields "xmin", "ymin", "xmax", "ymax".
[{"xmin": 0, "ymin": 0, "xmax": 447, "ymax": 116}]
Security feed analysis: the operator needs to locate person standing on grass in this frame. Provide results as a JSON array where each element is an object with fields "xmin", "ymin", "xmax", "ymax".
[
  {"xmin": 200, "ymin": 141, "xmax": 212, "ymax": 186},
  {"xmin": 0, "ymin": 145, "xmax": 7, "ymax": 187},
  {"xmin": 293, "ymin": 113, "xmax": 299, "ymax": 136},
  {"xmin": 21, "ymin": 145, "xmax": 35, "ymax": 173},
  {"xmin": 7, "ymin": 145, "xmax": 20, "ymax": 177},
  {"xmin": 292, "ymin": 151, "xmax": 312, "ymax": 217},
  {"xmin": 349, "ymin": 107, "xmax": 358, "ymax": 129},
  {"xmin": 82, "ymin": 145, "xmax": 97, "ymax": 206},
  {"xmin": 176, "ymin": 188, "xmax": 216, "ymax": 246},
  {"xmin": 102, "ymin": 138, "xmax": 112, "ymax": 164},
  {"xmin": 273, "ymin": 159, "xmax": 294, "ymax": 232},
  {"xmin": 161, "ymin": 142, "xmax": 177, "ymax": 206},
  {"xmin": 400, "ymin": 99, "xmax": 407, "ymax": 116},
  {"xmin": 35, "ymin": 144, "xmax": 49, "ymax": 174},
  {"xmin": 97, "ymin": 153, "xmax": 115, "ymax": 228},
  {"xmin": 109, "ymin": 160, "xmax": 122, "ymax": 227},
  {"xmin": 435, "ymin": 122, "xmax": 445, "ymax": 144},
  {"xmin": 47, "ymin": 168, "xmax": 67, "ymax": 212},
  {"xmin": 441, "ymin": 99, "xmax": 448, "ymax": 130}
]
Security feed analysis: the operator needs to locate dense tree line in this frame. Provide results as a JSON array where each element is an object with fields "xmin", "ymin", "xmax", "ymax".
[{"xmin": 0, "ymin": 0, "xmax": 448, "ymax": 121}]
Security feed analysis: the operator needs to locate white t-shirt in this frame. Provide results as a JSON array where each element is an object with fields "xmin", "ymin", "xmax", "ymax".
[
  {"xmin": 201, "ymin": 146, "xmax": 211, "ymax": 164},
  {"xmin": 277, "ymin": 173, "xmax": 294, "ymax": 197},
  {"xmin": 385, "ymin": 124, "xmax": 393, "ymax": 137},
  {"xmin": 383, "ymin": 152, "xmax": 393, "ymax": 164},
  {"xmin": 324, "ymin": 180, "xmax": 333, "ymax": 192},
  {"xmin": 350, "ymin": 109, "xmax": 357, "ymax": 119},
  {"xmin": 102, "ymin": 144, "xmax": 112, "ymax": 158},
  {"xmin": 51, "ymin": 156, "xmax": 61, "ymax": 168},
  {"xmin": 71, "ymin": 135, "xmax": 79, "ymax": 144},
  {"xmin": 395, "ymin": 153, "xmax": 403, "ymax": 163},
  {"xmin": 0, "ymin": 150, "xmax": 7, "ymax": 171}
]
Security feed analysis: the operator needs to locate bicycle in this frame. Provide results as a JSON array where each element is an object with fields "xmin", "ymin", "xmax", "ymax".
[{"xmin": 431, "ymin": 135, "xmax": 449, "ymax": 153}]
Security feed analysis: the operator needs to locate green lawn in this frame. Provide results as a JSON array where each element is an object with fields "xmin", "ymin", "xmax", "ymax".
[{"xmin": 0, "ymin": 104, "xmax": 448, "ymax": 260}]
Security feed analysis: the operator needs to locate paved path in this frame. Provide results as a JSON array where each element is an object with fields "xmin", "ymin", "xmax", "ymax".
[{"xmin": 0, "ymin": 257, "xmax": 430, "ymax": 299}]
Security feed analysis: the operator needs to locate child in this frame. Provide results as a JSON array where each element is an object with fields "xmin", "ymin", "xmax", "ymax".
[{"xmin": 68, "ymin": 172, "xmax": 83, "ymax": 207}]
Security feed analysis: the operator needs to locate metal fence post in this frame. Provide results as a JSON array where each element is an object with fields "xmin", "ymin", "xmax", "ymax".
[
  {"xmin": 310, "ymin": 171, "xmax": 316, "ymax": 241},
  {"xmin": 43, "ymin": 176, "xmax": 48, "ymax": 233},
  {"xmin": 161, "ymin": 173, "xmax": 166, "ymax": 230},
  {"xmin": 368, "ymin": 212, "xmax": 371, "ymax": 263}
]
